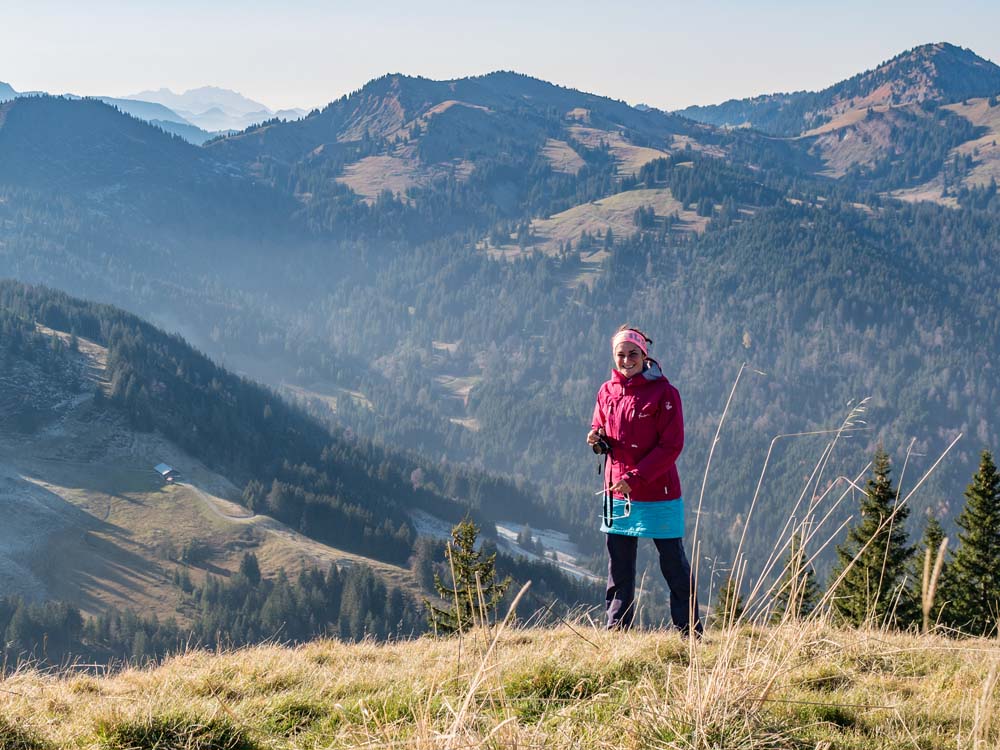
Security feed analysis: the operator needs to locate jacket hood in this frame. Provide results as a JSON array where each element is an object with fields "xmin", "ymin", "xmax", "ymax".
[{"xmin": 610, "ymin": 357, "xmax": 668, "ymax": 385}]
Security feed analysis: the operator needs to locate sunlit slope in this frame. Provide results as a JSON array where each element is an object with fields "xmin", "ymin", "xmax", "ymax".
[
  {"xmin": 678, "ymin": 42, "xmax": 1000, "ymax": 136},
  {"xmin": 0, "ymin": 324, "xmax": 417, "ymax": 619},
  {"xmin": 0, "ymin": 623, "xmax": 997, "ymax": 748}
]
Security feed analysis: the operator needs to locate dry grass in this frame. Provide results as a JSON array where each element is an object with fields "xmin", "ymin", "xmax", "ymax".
[
  {"xmin": 541, "ymin": 138, "xmax": 586, "ymax": 175},
  {"xmin": 335, "ymin": 151, "xmax": 474, "ymax": 204},
  {"xmin": 1, "ymin": 621, "xmax": 997, "ymax": 749},
  {"xmin": 433, "ymin": 374, "xmax": 480, "ymax": 405},
  {"xmin": 806, "ymin": 108, "xmax": 900, "ymax": 178},
  {"xmin": 337, "ymin": 155, "xmax": 425, "ymax": 202},
  {"xmin": 889, "ymin": 176, "xmax": 961, "ymax": 208},
  {"xmin": 945, "ymin": 97, "xmax": 1000, "ymax": 188},
  {"xmin": 488, "ymin": 187, "xmax": 706, "ymax": 262},
  {"xmin": 567, "ymin": 125, "xmax": 670, "ymax": 176}
]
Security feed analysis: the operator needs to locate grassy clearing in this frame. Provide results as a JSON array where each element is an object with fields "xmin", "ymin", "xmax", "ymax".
[
  {"xmin": 1, "ymin": 623, "xmax": 997, "ymax": 749},
  {"xmin": 567, "ymin": 125, "xmax": 670, "ymax": 176},
  {"xmin": 487, "ymin": 187, "xmax": 707, "ymax": 265},
  {"xmin": 541, "ymin": 138, "xmax": 586, "ymax": 175},
  {"xmin": 336, "ymin": 155, "xmax": 423, "ymax": 202},
  {"xmin": 945, "ymin": 97, "xmax": 1000, "ymax": 187}
]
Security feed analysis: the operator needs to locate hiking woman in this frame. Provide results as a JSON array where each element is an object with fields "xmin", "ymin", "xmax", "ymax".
[{"xmin": 587, "ymin": 326, "xmax": 702, "ymax": 634}]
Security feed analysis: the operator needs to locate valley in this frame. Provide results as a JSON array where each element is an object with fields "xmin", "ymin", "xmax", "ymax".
[{"xmin": 1, "ymin": 40, "xmax": 1000, "ymax": 660}]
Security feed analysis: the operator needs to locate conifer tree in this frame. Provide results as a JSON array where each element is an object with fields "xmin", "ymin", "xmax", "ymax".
[
  {"xmin": 425, "ymin": 520, "xmax": 511, "ymax": 635},
  {"xmin": 238, "ymin": 552, "xmax": 262, "ymax": 587},
  {"xmin": 946, "ymin": 451, "xmax": 1000, "ymax": 635},
  {"xmin": 771, "ymin": 532, "xmax": 819, "ymax": 622},
  {"xmin": 830, "ymin": 448, "xmax": 915, "ymax": 627}
]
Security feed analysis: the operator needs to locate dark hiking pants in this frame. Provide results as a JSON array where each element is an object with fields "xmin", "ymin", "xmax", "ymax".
[{"xmin": 605, "ymin": 534, "xmax": 702, "ymax": 633}]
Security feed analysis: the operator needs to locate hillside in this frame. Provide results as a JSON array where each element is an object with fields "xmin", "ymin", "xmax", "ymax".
[
  {"xmin": 2, "ymin": 46, "xmax": 1000, "ymax": 601},
  {"xmin": 0, "ymin": 623, "xmax": 997, "ymax": 748},
  {"xmin": 0, "ymin": 325, "xmax": 419, "ymax": 620},
  {"xmin": 678, "ymin": 42, "xmax": 1000, "ymax": 136},
  {"xmin": 0, "ymin": 281, "xmax": 596, "ymax": 650},
  {"xmin": 676, "ymin": 43, "xmax": 1000, "ymax": 195}
]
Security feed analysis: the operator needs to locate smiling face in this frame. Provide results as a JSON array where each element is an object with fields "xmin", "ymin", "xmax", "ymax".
[{"xmin": 614, "ymin": 341, "xmax": 646, "ymax": 378}]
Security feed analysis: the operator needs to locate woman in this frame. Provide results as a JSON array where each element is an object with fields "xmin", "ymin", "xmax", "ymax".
[{"xmin": 587, "ymin": 326, "xmax": 702, "ymax": 634}]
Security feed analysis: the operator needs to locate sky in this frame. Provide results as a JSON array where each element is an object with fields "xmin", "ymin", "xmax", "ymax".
[{"xmin": 3, "ymin": 0, "xmax": 1000, "ymax": 112}]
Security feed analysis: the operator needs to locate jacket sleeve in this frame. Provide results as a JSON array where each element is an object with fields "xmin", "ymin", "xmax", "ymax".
[
  {"xmin": 590, "ymin": 387, "xmax": 605, "ymax": 431},
  {"xmin": 632, "ymin": 385, "xmax": 683, "ymax": 481}
]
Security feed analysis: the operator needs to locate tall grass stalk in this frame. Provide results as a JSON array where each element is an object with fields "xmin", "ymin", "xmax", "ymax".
[
  {"xmin": 816, "ymin": 433, "xmax": 963, "ymax": 616},
  {"xmin": 971, "ymin": 661, "xmax": 998, "ymax": 748},
  {"xmin": 922, "ymin": 536, "xmax": 949, "ymax": 633},
  {"xmin": 739, "ymin": 400, "xmax": 870, "ymax": 613}
]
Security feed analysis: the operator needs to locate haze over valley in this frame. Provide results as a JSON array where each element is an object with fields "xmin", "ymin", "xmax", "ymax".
[{"xmin": 2, "ymin": 39, "xmax": 1000, "ymax": 664}]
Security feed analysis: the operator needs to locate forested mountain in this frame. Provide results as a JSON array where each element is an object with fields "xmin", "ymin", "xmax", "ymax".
[
  {"xmin": 0, "ymin": 280, "xmax": 593, "ymax": 664},
  {"xmin": 678, "ymin": 43, "xmax": 1000, "ymax": 135},
  {"xmin": 0, "ymin": 281, "xmax": 570, "ymax": 556},
  {"xmin": 1, "ymin": 43, "xmax": 999, "ymax": 607}
]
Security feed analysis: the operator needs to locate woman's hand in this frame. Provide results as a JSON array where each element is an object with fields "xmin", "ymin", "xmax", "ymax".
[
  {"xmin": 609, "ymin": 478, "xmax": 632, "ymax": 496},
  {"xmin": 586, "ymin": 428, "xmax": 602, "ymax": 446}
]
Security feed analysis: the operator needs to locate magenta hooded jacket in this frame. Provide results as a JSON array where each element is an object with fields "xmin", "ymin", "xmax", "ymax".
[{"xmin": 590, "ymin": 360, "xmax": 683, "ymax": 502}]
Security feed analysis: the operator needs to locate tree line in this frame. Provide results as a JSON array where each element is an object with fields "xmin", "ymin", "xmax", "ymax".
[{"xmin": 721, "ymin": 447, "xmax": 1000, "ymax": 636}]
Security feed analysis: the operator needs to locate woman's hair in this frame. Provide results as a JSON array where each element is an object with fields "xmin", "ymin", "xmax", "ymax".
[{"xmin": 616, "ymin": 324, "xmax": 653, "ymax": 348}]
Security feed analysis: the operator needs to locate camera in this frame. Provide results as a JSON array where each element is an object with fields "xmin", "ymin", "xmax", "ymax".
[{"xmin": 592, "ymin": 434, "xmax": 611, "ymax": 455}]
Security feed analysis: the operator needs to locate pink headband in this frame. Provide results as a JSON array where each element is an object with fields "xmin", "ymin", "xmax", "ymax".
[{"xmin": 611, "ymin": 330, "xmax": 648, "ymax": 357}]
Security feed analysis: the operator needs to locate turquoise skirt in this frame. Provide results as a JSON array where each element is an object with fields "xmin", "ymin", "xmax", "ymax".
[{"xmin": 601, "ymin": 496, "xmax": 685, "ymax": 539}]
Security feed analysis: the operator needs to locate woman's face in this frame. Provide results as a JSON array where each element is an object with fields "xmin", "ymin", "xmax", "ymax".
[{"xmin": 614, "ymin": 341, "xmax": 645, "ymax": 378}]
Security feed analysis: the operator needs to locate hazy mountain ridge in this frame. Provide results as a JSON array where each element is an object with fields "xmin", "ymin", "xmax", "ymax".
[
  {"xmin": 678, "ymin": 42, "xmax": 1000, "ymax": 135},
  {"xmin": 0, "ymin": 80, "xmax": 293, "ymax": 144},
  {"xmin": 1, "ymin": 45, "xmax": 999, "ymax": 605},
  {"xmin": 675, "ymin": 44, "xmax": 1000, "ymax": 198},
  {"xmin": 127, "ymin": 85, "xmax": 308, "ymax": 132}
]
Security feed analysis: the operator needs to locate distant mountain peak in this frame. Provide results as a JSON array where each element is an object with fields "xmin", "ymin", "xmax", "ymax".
[
  {"xmin": 678, "ymin": 42, "xmax": 1000, "ymax": 136},
  {"xmin": 124, "ymin": 85, "xmax": 307, "ymax": 132},
  {"xmin": 0, "ymin": 80, "xmax": 19, "ymax": 102},
  {"xmin": 838, "ymin": 42, "xmax": 1000, "ymax": 107}
]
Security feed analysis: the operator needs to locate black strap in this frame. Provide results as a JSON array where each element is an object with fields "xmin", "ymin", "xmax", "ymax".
[{"xmin": 600, "ymin": 450, "xmax": 613, "ymax": 528}]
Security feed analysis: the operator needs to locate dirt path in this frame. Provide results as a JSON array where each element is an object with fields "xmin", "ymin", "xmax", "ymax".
[{"xmin": 184, "ymin": 482, "xmax": 256, "ymax": 523}]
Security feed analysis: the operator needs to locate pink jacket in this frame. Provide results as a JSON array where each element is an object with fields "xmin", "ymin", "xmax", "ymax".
[{"xmin": 591, "ymin": 360, "xmax": 684, "ymax": 501}]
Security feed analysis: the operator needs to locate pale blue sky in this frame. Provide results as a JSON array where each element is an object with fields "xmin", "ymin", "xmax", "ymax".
[{"xmin": 2, "ymin": 0, "xmax": 999, "ymax": 112}]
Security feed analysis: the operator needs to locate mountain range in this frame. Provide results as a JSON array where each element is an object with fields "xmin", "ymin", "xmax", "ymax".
[
  {"xmin": 125, "ymin": 85, "xmax": 308, "ymax": 132},
  {"xmin": 0, "ymin": 81, "xmax": 308, "ymax": 145},
  {"xmin": 677, "ymin": 42, "xmax": 1000, "ymax": 200},
  {"xmin": 1, "ymin": 41, "xmax": 1000, "ymax": 637},
  {"xmin": 678, "ymin": 43, "xmax": 1000, "ymax": 135}
]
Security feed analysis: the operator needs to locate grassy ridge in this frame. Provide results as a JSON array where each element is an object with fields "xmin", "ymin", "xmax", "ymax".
[{"xmin": 2, "ymin": 622, "xmax": 997, "ymax": 749}]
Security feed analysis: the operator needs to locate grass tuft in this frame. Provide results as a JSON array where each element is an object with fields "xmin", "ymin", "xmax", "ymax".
[
  {"xmin": 0, "ymin": 717, "xmax": 50, "ymax": 750},
  {"xmin": 95, "ymin": 714, "xmax": 256, "ymax": 750},
  {"xmin": 262, "ymin": 697, "xmax": 328, "ymax": 736},
  {"xmin": 504, "ymin": 659, "xmax": 607, "ymax": 722}
]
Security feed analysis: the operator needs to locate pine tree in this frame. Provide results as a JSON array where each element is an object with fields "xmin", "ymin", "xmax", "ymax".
[
  {"xmin": 830, "ymin": 448, "xmax": 915, "ymax": 627},
  {"xmin": 771, "ymin": 532, "xmax": 820, "ymax": 623},
  {"xmin": 409, "ymin": 537, "xmax": 438, "ymax": 594},
  {"xmin": 946, "ymin": 451, "xmax": 1000, "ymax": 636},
  {"xmin": 425, "ymin": 521, "xmax": 511, "ymax": 635},
  {"xmin": 239, "ymin": 552, "xmax": 262, "ymax": 587}
]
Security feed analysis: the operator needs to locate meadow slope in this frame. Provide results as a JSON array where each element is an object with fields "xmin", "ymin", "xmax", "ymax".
[{"xmin": 2, "ymin": 621, "xmax": 998, "ymax": 749}]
